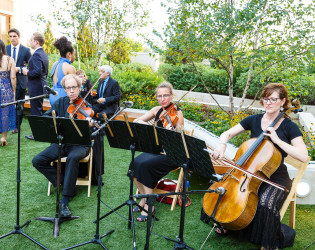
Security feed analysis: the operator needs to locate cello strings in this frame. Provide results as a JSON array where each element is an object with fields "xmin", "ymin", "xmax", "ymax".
[{"xmin": 199, "ymin": 224, "xmax": 216, "ymax": 250}]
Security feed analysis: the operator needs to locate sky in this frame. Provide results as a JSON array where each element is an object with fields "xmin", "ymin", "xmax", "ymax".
[{"xmin": 14, "ymin": 0, "xmax": 168, "ymax": 47}]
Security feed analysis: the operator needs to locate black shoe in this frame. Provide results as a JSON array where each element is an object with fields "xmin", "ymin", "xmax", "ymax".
[
  {"xmin": 60, "ymin": 204, "xmax": 71, "ymax": 217},
  {"xmin": 25, "ymin": 135, "xmax": 34, "ymax": 140}
]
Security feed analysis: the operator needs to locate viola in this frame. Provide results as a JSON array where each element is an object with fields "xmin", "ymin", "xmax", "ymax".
[
  {"xmin": 67, "ymin": 97, "xmax": 100, "ymax": 128},
  {"xmin": 202, "ymin": 100, "xmax": 301, "ymax": 231}
]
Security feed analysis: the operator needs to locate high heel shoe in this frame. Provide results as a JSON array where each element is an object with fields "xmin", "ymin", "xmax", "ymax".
[{"xmin": 1, "ymin": 138, "xmax": 8, "ymax": 146}]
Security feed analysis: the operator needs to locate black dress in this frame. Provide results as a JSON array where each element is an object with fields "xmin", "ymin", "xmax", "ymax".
[
  {"xmin": 238, "ymin": 114, "xmax": 302, "ymax": 249},
  {"xmin": 201, "ymin": 114, "xmax": 303, "ymax": 249},
  {"xmin": 131, "ymin": 107, "xmax": 179, "ymax": 189}
]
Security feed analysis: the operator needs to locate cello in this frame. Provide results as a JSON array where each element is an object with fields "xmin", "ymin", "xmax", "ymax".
[{"xmin": 202, "ymin": 100, "xmax": 301, "ymax": 231}]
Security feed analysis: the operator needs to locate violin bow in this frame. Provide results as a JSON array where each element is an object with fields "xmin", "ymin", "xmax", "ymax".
[
  {"xmin": 204, "ymin": 147, "xmax": 288, "ymax": 192},
  {"xmin": 73, "ymin": 75, "xmax": 102, "ymax": 115}
]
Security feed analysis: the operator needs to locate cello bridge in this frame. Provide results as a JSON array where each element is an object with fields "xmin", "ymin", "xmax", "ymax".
[
  {"xmin": 222, "ymin": 171, "xmax": 239, "ymax": 182},
  {"xmin": 228, "ymin": 173, "xmax": 239, "ymax": 182}
]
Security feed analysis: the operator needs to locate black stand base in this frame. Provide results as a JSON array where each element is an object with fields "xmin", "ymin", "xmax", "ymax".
[
  {"xmin": 0, "ymin": 220, "xmax": 48, "ymax": 249},
  {"xmin": 62, "ymin": 230, "xmax": 114, "ymax": 250},
  {"xmin": 173, "ymin": 239, "xmax": 193, "ymax": 250},
  {"xmin": 96, "ymin": 144, "xmax": 159, "ymax": 250},
  {"xmin": 35, "ymin": 216, "xmax": 80, "ymax": 238}
]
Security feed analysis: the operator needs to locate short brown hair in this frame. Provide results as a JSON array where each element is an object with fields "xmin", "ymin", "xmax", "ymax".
[
  {"xmin": 8, "ymin": 28, "xmax": 20, "ymax": 37},
  {"xmin": 61, "ymin": 74, "xmax": 82, "ymax": 89},
  {"xmin": 260, "ymin": 83, "xmax": 290, "ymax": 109},
  {"xmin": 76, "ymin": 69, "xmax": 86, "ymax": 77},
  {"xmin": 32, "ymin": 32, "xmax": 45, "ymax": 46}
]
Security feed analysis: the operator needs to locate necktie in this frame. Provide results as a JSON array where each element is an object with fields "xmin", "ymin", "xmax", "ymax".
[
  {"xmin": 13, "ymin": 47, "xmax": 16, "ymax": 63},
  {"xmin": 100, "ymin": 80, "xmax": 106, "ymax": 97}
]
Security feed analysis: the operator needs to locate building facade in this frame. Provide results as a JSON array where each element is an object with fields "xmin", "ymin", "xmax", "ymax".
[{"xmin": 0, "ymin": 0, "xmax": 14, "ymax": 43}]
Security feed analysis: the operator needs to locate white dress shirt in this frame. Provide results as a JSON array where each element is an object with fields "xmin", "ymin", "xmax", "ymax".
[{"xmin": 11, "ymin": 43, "xmax": 21, "ymax": 63}]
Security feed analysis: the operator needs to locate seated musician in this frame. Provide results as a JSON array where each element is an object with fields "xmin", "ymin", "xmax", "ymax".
[
  {"xmin": 210, "ymin": 83, "xmax": 308, "ymax": 249},
  {"xmin": 92, "ymin": 65, "xmax": 121, "ymax": 119},
  {"xmin": 132, "ymin": 82, "xmax": 184, "ymax": 222},
  {"xmin": 32, "ymin": 74, "xmax": 94, "ymax": 217}
]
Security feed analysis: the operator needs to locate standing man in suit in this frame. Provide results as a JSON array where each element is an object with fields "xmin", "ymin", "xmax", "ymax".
[
  {"xmin": 6, "ymin": 28, "xmax": 32, "ymax": 133},
  {"xmin": 22, "ymin": 32, "xmax": 49, "ymax": 140},
  {"xmin": 92, "ymin": 65, "xmax": 121, "ymax": 118}
]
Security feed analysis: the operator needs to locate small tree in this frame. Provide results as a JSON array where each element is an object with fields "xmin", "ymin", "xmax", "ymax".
[
  {"xmin": 47, "ymin": 0, "xmax": 150, "ymax": 70},
  {"xmin": 43, "ymin": 21, "xmax": 57, "ymax": 55},
  {"xmin": 158, "ymin": 0, "xmax": 315, "ymax": 115}
]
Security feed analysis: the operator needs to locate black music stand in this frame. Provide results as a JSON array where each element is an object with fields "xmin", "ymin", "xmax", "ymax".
[
  {"xmin": 95, "ymin": 120, "xmax": 162, "ymax": 249},
  {"xmin": 0, "ymin": 97, "xmax": 49, "ymax": 249},
  {"xmin": 28, "ymin": 115, "xmax": 91, "ymax": 237},
  {"xmin": 155, "ymin": 126, "xmax": 217, "ymax": 250}
]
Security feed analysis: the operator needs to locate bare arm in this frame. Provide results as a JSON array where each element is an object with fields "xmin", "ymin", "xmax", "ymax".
[
  {"xmin": 9, "ymin": 57, "xmax": 16, "ymax": 94},
  {"xmin": 211, "ymin": 124, "xmax": 245, "ymax": 159},
  {"xmin": 65, "ymin": 64, "xmax": 76, "ymax": 75},
  {"xmin": 133, "ymin": 106, "xmax": 160, "ymax": 124},
  {"xmin": 265, "ymin": 127, "xmax": 309, "ymax": 162}
]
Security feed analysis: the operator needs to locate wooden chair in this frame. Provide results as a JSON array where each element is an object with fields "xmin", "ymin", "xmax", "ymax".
[
  {"xmin": 152, "ymin": 129, "xmax": 194, "ymax": 211},
  {"xmin": 47, "ymin": 147, "xmax": 93, "ymax": 197},
  {"xmin": 279, "ymin": 155, "xmax": 310, "ymax": 229}
]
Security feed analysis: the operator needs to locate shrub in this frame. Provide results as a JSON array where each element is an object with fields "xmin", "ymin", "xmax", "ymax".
[
  {"xmin": 158, "ymin": 63, "xmax": 228, "ymax": 94},
  {"xmin": 234, "ymin": 71, "xmax": 263, "ymax": 98},
  {"xmin": 124, "ymin": 92, "xmax": 158, "ymax": 110},
  {"xmin": 235, "ymin": 70, "xmax": 315, "ymax": 105},
  {"xmin": 201, "ymin": 109, "xmax": 252, "ymax": 147},
  {"xmin": 115, "ymin": 70, "xmax": 164, "ymax": 98},
  {"xmin": 115, "ymin": 62, "xmax": 153, "ymax": 73},
  {"xmin": 179, "ymin": 102, "xmax": 206, "ymax": 122}
]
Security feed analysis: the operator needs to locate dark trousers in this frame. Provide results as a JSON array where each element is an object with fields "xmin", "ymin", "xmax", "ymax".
[
  {"xmin": 32, "ymin": 143, "xmax": 90, "ymax": 197},
  {"xmin": 15, "ymin": 88, "xmax": 26, "ymax": 127},
  {"xmin": 30, "ymin": 97, "xmax": 43, "ymax": 116},
  {"xmin": 92, "ymin": 103, "xmax": 113, "ymax": 119}
]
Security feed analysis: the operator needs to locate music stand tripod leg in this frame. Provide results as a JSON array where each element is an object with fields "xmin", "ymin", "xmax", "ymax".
[
  {"xmin": 62, "ymin": 131, "xmax": 114, "ymax": 249},
  {"xmin": 0, "ymin": 102, "xmax": 49, "ymax": 249},
  {"xmin": 173, "ymin": 161, "xmax": 193, "ymax": 250},
  {"xmin": 35, "ymin": 134, "xmax": 79, "ymax": 238}
]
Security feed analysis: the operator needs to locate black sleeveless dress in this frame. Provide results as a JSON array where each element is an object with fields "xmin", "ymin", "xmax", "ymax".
[
  {"xmin": 201, "ymin": 114, "xmax": 303, "ymax": 249},
  {"xmin": 131, "ymin": 107, "xmax": 179, "ymax": 189}
]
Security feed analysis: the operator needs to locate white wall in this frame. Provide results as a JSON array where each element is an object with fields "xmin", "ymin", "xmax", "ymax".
[{"xmin": 130, "ymin": 52, "xmax": 160, "ymax": 72}]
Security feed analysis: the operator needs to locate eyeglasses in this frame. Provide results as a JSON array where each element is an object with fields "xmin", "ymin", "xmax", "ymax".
[
  {"xmin": 65, "ymin": 86, "xmax": 79, "ymax": 91},
  {"xmin": 156, "ymin": 94, "xmax": 171, "ymax": 99},
  {"xmin": 261, "ymin": 97, "xmax": 281, "ymax": 104}
]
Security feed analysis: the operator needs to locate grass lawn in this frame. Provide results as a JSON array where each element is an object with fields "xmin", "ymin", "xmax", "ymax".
[{"xmin": 0, "ymin": 118, "xmax": 314, "ymax": 250}]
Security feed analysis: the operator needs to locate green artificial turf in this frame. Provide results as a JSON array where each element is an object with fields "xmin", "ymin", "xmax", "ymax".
[{"xmin": 0, "ymin": 118, "xmax": 314, "ymax": 249}]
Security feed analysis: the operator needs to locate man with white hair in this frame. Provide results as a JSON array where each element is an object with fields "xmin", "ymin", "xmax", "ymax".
[
  {"xmin": 32, "ymin": 74, "xmax": 91, "ymax": 217},
  {"xmin": 92, "ymin": 65, "xmax": 121, "ymax": 118}
]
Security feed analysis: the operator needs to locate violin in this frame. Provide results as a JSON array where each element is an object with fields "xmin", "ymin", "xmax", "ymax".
[
  {"xmin": 67, "ymin": 97, "xmax": 100, "ymax": 128},
  {"xmin": 159, "ymin": 103, "xmax": 179, "ymax": 130},
  {"xmin": 157, "ymin": 84, "xmax": 198, "ymax": 130},
  {"xmin": 202, "ymin": 100, "xmax": 302, "ymax": 231},
  {"xmin": 66, "ymin": 75, "xmax": 102, "ymax": 127},
  {"xmin": 68, "ymin": 97, "xmax": 94, "ymax": 119}
]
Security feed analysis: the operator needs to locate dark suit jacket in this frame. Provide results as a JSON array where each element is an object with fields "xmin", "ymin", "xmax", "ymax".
[
  {"xmin": 6, "ymin": 44, "xmax": 31, "ymax": 90},
  {"xmin": 95, "ymin": 77, "xmax": 121, "ymax": 115},
  {"xmin": 27, "ymin": 48, "xmax": 49, "ymax": 97}
]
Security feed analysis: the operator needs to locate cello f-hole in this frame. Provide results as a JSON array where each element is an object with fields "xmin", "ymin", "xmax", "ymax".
[{"xmin": 240, "ymin": 174, "xmax": 248, "ymax": 192}]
